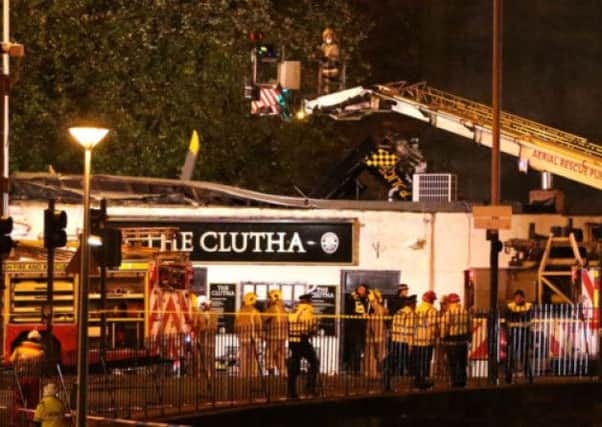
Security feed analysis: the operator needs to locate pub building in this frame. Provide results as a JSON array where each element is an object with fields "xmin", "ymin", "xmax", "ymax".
[{"xmin": 5, "ymin": 175, "xmax": 602, "ymax": 357}]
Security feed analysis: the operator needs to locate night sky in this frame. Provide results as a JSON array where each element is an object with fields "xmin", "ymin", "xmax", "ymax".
[{"xmin": 348, "ymin": 0, "xmax": 601, "ymax": 213}]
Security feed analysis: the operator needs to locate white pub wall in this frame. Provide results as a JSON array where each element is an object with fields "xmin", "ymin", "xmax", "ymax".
[{"xmin": 7, "ymin": 201, "xmax": 602, "ymax": 303}]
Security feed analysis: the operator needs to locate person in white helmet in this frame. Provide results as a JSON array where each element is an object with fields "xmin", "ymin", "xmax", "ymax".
[
  {"xmin": 318, "ymin": 27, "xmax": 341, "ymax": 94},
  {"xmin": 11, "ymin": 330, "xmax": 45, "ymax": 412},
  {"xmin": 192, "ymin": 295, "xmax": 218, "ymax": 379}
]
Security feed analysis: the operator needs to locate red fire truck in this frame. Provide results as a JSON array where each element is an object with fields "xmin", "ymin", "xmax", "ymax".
[{"xmin": 2, "ymin": 231, "xmax": 194, "ymax": 367}]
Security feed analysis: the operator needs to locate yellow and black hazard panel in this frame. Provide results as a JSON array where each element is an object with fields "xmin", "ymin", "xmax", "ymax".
[{"xmin": 365, "ymin": 148, "xmax": 399, "ymax": 168}]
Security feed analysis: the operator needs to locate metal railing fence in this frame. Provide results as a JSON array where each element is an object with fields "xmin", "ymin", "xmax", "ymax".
[{"xmin": 2, "ymin": 304, "xmax": 599, "ymax": 424}]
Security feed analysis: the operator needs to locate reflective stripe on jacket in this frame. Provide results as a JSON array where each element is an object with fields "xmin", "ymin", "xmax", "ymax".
[
  {"xmin": 506, "ymin": 301, "xmax": 533, "ymax": 328},
  {"xmin": 391, "ymin": 306, "xmax": 415, "ymax": 344},
  {"xmin": 288, "ymin": 303, "xmax": 316, "ymax": 343},
  {"xmin": 440, "ymin": 303, "xmax": 470, "ymax": 340},
  {"xmin": 350, "ymin": 291, "xmax": 368, "ymax": 315},
  {"xmin": 413, "ymin": 302, "xmax": 438, "ymax": 347}
]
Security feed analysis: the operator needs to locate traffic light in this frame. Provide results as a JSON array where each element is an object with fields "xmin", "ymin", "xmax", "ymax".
[
  {"xmin": 0, "ymin": 216, "xmax": 13, "ymax": 257},
  {"xmin": 99, "ymin": 228, "xmax": 122, "ymax": 268},
  {"xmin": 90, "ymin": 203, "xmax": 122, "ymax": 268},
  {"xmin": 255, "ymin": 44, "xmax": 277, "ymax": 58},
  {"xmin": 90, "ymin": 206, "xmax": 106, "ymax": 236},
  {"xmin": 44, "ymin": 209, "xmax": 67, "ymax": 249}
]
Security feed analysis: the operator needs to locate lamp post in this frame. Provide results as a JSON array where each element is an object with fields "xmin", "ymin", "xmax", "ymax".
[
  {"xmin": 69, "ymin": 126, "xmax": 108, "ymax": 427},
  {"xmin": 488, "ymin": 0, "xmax": 503, "ymax": 385}
]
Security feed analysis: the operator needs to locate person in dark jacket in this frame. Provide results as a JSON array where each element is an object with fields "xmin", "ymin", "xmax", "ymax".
[
  {"xmin": 388, "ymin": 283, "xmax": 410, "ymax": 315},
  {"xmin": 505, "ymin": 289, "xmax": 533, "ymax": 384},
  {"xmin": 343, "ymin": 283, "xmax": 369, "ymax": 373}
]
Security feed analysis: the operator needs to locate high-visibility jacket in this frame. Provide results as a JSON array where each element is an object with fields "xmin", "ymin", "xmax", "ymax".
[
  {"xmin": 265, "ymin": 301, "xmax": 288, "ymax": 341},
  {"xmin": 440, "ymin": 303, "xmax": 470, "ymax": 341},
  {"xmin": 413, "ymin": 302, "xmax": 438, "ymax": 347},
  {"xmin": 192, "ymin": 309, "xmax": 218, "ymax": 334},
  {"xmin": 235, "ymin": 306, "xmax": 262, "ymax": 343},
  {"xmin": 506, "ymin": 301, "xmax": 533, "ymax": 328},
  {"xmin": 10, "ymin": 340, "xmax": 44, "ymax": 373},
  {"xmin": 33, "ymin": 395, "xmax": 67, "ymax": 427},
  {"xmin": 348, "ymin": 291, "xmax": 369, "ymax": 315},
  {"xmin": 366, "ymin": 302, "xmax": 388, "ymax": 343},
  {"xmin": 320, "ymin": 43, "xmax": 340, "ymax": 77},
  {"xmin": 391, "ymin": 306, "xmax": 415, "ymax": 345},
  {"xmin": 288, "ymin": 303, "xmax": 316, "ymax": 343}
]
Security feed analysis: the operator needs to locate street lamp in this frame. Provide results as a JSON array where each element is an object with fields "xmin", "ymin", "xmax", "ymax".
[{"xmin": 69, "ymin": 125, "xmax": 108, "ymax": 427}]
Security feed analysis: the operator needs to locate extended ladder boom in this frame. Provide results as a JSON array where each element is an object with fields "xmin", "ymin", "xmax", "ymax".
[{"xmin": 304, "ymin": 82, "xmax": 602, "ymax": 190}]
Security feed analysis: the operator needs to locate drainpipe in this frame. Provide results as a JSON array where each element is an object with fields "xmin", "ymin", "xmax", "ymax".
[{"xmin": 428, "ymin": 213, "xmax": 436, "ymax": 291}]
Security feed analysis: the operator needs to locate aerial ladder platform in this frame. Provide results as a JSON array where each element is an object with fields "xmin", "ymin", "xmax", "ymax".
[{"xmin": 304, "ymin": 81, "xmax": 602, "ymax": 190}]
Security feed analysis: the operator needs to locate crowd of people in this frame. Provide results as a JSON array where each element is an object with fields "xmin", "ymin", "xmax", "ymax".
[
  {"xmin": 188, "ymin": 283, "xmax": 535, "ymax": 395},
  {"xmin": 7, "ymin": 284, "xmax": 534, "ymax": 420},
  {"xmin": 343, "ymin": 283, "xmax": 534, "ymax": 390}
]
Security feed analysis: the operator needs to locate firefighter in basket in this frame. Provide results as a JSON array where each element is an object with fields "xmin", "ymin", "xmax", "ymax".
[{"xmin": 318, "ymin": 27, "xmax": 340, "ymax": 94}]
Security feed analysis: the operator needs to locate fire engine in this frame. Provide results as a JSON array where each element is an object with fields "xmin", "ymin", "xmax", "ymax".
[
  {"xmin": 2, "ymin": 227, "xmax": 194, "ymax": 367},
  {"xmin": 303, "ymin": 81, "xmax": 602, "ymax": 372}
]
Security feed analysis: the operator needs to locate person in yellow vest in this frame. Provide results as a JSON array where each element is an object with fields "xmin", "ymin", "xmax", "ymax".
[
  {"xmin": 235, "ymin": 292, "xmax": 263, "ymax": 377},
  {"xmin": 287, "ymin": 293, "xmax": 319, "ymax": 399},
  {"xmin": 434, "ymin": 294, "xmax": 450, "ymax": 378},
  {"xmin": 192, "ymin": 295, "xmax": 218, "ymax": 379},
  {"xmin": 504, "ymin": 289, "xmax": 533, "ymax": 384},
  {"xmin": 264, "ymin": 289, "xmax": 288, "ymax": 376},
  {"xmin": 440, "ymin": 293, "xmax": 471, "ymax": 388},
  {"xmin": 412, "ymin": 291, "xmax": 438, "ymax": 390},
  {"xmin": 318, "ymin": 27, "xmax": 340, "ymax": 94},
  {"xmin": 33, "ymin": 383, "xmax": 67, "ymax": 427},
  {"xmin": 11, "ymin": 329, "xmax": 45, "ymax": 411},
  {"xmin": 365, "ymin": 289, "xmax": 388, "ymax": 379},
  {"xmin": 383, "ymin": 294, "xmax": 417, "ymax": 391}
]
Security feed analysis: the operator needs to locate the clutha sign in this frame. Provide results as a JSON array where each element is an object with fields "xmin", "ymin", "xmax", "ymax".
[{"xmin": 111, "ymin": 220, "xmax": 356, "ymax": 264}]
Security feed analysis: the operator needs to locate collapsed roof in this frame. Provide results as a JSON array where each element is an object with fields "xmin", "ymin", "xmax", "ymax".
[{"xmin": 9, "ymin": 172, "xmax": 472, "ymax": 212}]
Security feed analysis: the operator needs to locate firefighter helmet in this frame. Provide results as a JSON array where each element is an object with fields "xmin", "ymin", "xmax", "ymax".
[
  {"xmin": 243, "ymin": 292, "xmax": 257, "ymax": 306},
  {"xmin": 447, "ymin": 293, "xmax": 460, "ymax": 304},
  {"xmin": 43, "ymin": 383, "xmax": 58, "ymax": 397},
  {"xmin": 268, "ymin": 289, "xmax": 281, "ymax": 302},
  {"xmin": 27, "ymin": 329, "xmax": 42, "ymax": 341},
  {"xmin": 197, "ymin": 295, "xmax": 211, "ymax": 308},
  {"xmin": 422, "ymin": 291, "xmax": 437, "ymax": 303},
  {"xmin": 322, "ymin": 27, "xmax": 335, "ymax": 41}
]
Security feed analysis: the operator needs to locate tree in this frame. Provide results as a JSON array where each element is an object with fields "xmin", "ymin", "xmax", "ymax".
[{"xmin": 9, "ymin": 0, "xmax": 369, "ymax": 194}]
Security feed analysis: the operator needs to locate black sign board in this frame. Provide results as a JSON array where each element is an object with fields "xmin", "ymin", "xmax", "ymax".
[
  {"xmin": 310, "ymin": 285, "xmax": 337, "ymax": 336},
  {"xmin": 111, "ymin": 219, "xmax": 356, "ymax": 264},
  {"xmin": 209, "ymin": 283, "xmax": 236, "ymax": 333}
]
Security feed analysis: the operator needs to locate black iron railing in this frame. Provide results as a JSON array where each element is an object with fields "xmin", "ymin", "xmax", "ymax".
[{"xmin": 2, "ymin": 305, "xmax": 599, "ymax": 425}]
